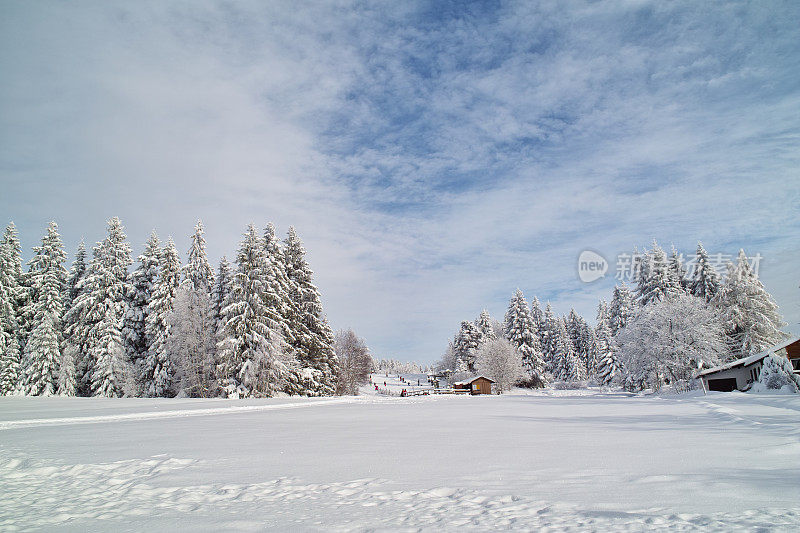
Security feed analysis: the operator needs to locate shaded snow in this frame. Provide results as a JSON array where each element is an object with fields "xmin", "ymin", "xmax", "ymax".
[{"xmin": 1, "ymin": 388, "xmax": 799, "ymax": 531}]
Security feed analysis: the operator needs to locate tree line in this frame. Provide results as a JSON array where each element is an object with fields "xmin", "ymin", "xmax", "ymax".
[
  {"xmin": 0, "ymin": 218, "xmax": 347, "ymax": 398},
  {"xmin": 441, "ymin": 241, "xmax": 788, "ymax": 391}
]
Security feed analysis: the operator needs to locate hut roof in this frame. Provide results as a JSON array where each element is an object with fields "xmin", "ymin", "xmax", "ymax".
[
  {"xmin": 453, "ymin": 375, "xmax": 495, "ymax": 385},
  {"xmin": 696, "ymin": 352, "xmax": 770, "ymax": 377},
  {"xmin": 695, "ymin": 337, "xmax": 799, "ymax": 378}
]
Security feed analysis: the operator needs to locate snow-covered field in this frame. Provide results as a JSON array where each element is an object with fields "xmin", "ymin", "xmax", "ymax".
[{"xmin": 2, "ymin": 381, "xmax": 799, "ymax": 531}]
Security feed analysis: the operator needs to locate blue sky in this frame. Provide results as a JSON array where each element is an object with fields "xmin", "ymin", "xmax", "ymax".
[{"xmin": 2, "ymin": 0, "xmax": 799, "ymax": 362}]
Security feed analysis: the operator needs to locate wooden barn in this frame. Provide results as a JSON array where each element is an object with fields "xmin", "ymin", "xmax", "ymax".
[
  {"xmin": 697, "ymin": 337, "xmax": 800, "ymax": 392},
  {"xmin": 453, "ymin": 376, "xmax": 494, "ymax": 395}
]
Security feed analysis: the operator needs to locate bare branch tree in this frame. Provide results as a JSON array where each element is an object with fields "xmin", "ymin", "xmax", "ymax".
[{"xmin": 334, "ymin": 329, "xmax": 372, "ymax": 396}]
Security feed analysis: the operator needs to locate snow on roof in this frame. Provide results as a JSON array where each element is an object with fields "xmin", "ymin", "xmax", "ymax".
[
  {"xmin": 697, "ymin": 337, "xmax": 800, "ymax": 378},
  {"xmin": 696, "ymin": 352, "xmax": 770, "ymax": 377},
  {"xmin": 453, "ymin": 375, "xmax": 495, "ymax": 385},
  {"xmin": 695, "ymin": 337, "xmax": 799, "ymax": 377}
]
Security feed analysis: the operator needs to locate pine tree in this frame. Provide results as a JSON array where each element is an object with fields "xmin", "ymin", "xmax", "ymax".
[
  {"xmin": 60, "ymin": 242, "xmax": 88, "ymax": 396},
  {"xmin": 475, "ymin": 310, "xmax": 496, "ymax": 347},
  {"xmin": 183, "ymin": 221, "xmax": 215, "ymax": 293},
  {"xmin": 594, "ymin": 319, "xmax": 621, "ymax": 386},
  {"xmin": 70, "ymin": 217, "xmax": 132, "ymax": 397},
  {"xmin": 263, "ymin": 224, "xmax": 293, "ymax": 336},
  {"xmin": 217, "ymin": 225, "xmax": 287, "ymax": 397},
  {"xmin": 689, "ymin": 242, "xmax": 721, "ymax": 302},
  {"xmin": 669, "ymin": 246, "xmax": 688, "ymax": 292},
  {"xmin": 0, "ymin": 224, "xmax": 24, "ymax": 395},
  {"xmin": 596, "ymin": 299, "xmax": 609, "ymax": 328},
  {"xmin": 213, "ymin": 256, "xmax": 232, "ymax": 334},
  {"xmin": 635, "ymin": 242, "xmax": 681, "ymax": 306},
  {"xmin": 142, "ymin": 238, "xmax": 181, "ymax": 397},
  {"xmin": 565, "ymin": 309, "xmax": 582, "ymax": 352},
  {"xmin": 540, "ymin": 303, "xmax": 561, "ymax": 375},
  {"xmin": 122, "ymin": 231, "xmax": 161, "ymax": 391},
  {"xmin": 609, "ymin": 283, "xmax": 635, "ymax": 336},
  {"xmin": 553, "ymin": 318, "xmax": 586, "ymax": 382},
  {"xmin": 564, "ymin": 309, "xmax": 594, "ymax": 375},
  {"xmin": 64, "ymin": 240, "xmax": 86, "ymax": 311},
  {"xmin": 62, "ymin": 243, "xmax": 99, "ymax": 397},
  {"xmin": 452, "ymin": 320, "xmax": 482, "ymax": 372},
  {"xmin": 283, "ymin": 227, "xmax": 337, "ymax": 395},
  {"xmin": 579, "ymin": 320, "xmax": 599, "ymax": 376},
  {"xmin": 529, "ymin": 296, "xmax": 545, "ymax": 348},
  {"xmin": 715, "ymin": 250, "xmax": 786, "ymax": 357},
  {"xmin": 22, "ymin": 222, "xmax": 67, "ymax": 396},
  {"xmin": 503, "ymin": 289, "xmax": 546, "ymax": 387},
  {"xmin": 1, "ymin": 223, "xmax": 28, "ymax": 358},
  {"xmin": 59, "ymin": 242, "xmax": 85, "ymax": 395}
]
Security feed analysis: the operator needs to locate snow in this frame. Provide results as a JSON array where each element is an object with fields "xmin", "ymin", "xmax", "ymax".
[
  {"xmin": 697, "ymin": 351, "xmax": 769, "ymax": 377},
  {"xmin": 2, "ymin": 385, "xmax": 799, "ymax": 531},
  {"xmin": 452, "ymin": 375, "xmax": 494, "ymax": 386}
]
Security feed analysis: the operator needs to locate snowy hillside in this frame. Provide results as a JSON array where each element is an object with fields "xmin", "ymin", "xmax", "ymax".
[{"xmin": 2, "ymin": 390, "xmax": 799, "ymax": 531}]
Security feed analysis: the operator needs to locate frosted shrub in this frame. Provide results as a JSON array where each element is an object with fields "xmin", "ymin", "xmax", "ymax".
[
  {"xmin": 475, "ymin": 338, "xmax": 523, "ymax": 393},
  {"xmin": 751, "ymin": 354, "xmax": 800, "ymax": 393}
]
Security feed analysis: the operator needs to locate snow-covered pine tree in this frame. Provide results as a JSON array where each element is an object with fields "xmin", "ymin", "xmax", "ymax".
[
  {"xmin": 715, "ymin": 250, "xmax": 786, "ymax": 357},
  {"xmin": 579, "ymin": 319, "xmax": 599, "ymax": 377},
  {"xmin": 64, "ymin": 240, "xmax": 86, "ymax": 311},
  {"xmin": 0, "ymin": 224, "xmax": 24, "ymax": 395},
  {"xmin": 142, "ymin": 238, "xmax": 181, "ymax": 397},
  {"xmin": 60, "ymin": 241, "xmax": 88, "ymax": 395},
  {"xmin": 452, "ymin": 320, "xmax": 482, "ymax": 372},
  {"xmin": 70, "ymin": 217, "xmax": 132, "ymax": 397},
  {"xmin": 263, "ymin": 224, "xmax": 293, "ymax": 341},
  {"xmin": 565, "ymin": 309, "xmax": 583, "ymax": 355},
  {"xmin": 594, "ymin": 319, "xmax": 621, "ymax": 386},
  {"xmin": 689, "ymin": 242, "xmax": 721, "ymax": 302},
  {"xmin": 1, "ymin": 223, "xmax": 29, "ymax": 359},
  {"xmin": 217, "ymin": 225, "xmax": 287, "ymax": 397},
  {"xmin": 213, "ymin": 256, "xmax": 232, "ymax": 334},
  {"xmin": 669, "ymin": 246, "xmax": 688, "ymax": 292},
  {"xmin": 635, "ymin": 242, "xmax": 681, "ymax": 307},
  {"xmin": 171, "ymin": 221, "xmax": 217, "ymax": 397},
  {"xmin": 264, "ymin": 224, "xmax": 311, "ymax": 395},
  {"xmin": 553, "ymin": 318, "xmax": 586, "ymax": 383},
  {"xmin": 22, "ymin": 222, "xmax": 67, "ymax": 396},
  {"xmin": 59, "ymin": 242, "xmax": 85, "ymax": 395},
  {"xmin": 183, "ymin": 221, "xmax": 214, "ymax": 293},
  {"xmin": 62, "ymin": 263, "xmax": 94, "ymax": 397},
  {"xmin": 608, "ymin": 283, "xmax": 635, "ymax": 336},
  {"xmin": 540, "ymin": 303, "xmax": 561, "ymax": 375},
  {"xmin": 530, "ymin": 296, "xmax": 545, "ymax": 348},
  {"xmin": 596, "ymin": 299, "xmax": 609, "ymax": 328},
  {"xmin": 504, "ymin": 289, "xmax": 546, "ymax": 387},
  {"xmin": 283, "ymin": 227, "xmax": 337, "ymax": 395},
  {"xmin": 122, "ymin": 231, "xmax": 160, "ymax": 392},
  {"xmin": 475, "ymin": 309, "xmax": 496, "ymax": 347}
]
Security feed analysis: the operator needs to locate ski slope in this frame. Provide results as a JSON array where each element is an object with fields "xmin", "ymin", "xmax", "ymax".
[{"xmin": 1, "ymin": 385, "xmax": 799, "ymax": 531}]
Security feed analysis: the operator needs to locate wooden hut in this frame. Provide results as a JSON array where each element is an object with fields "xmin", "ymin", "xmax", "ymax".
[{"xmin": 453, "ymin": 376, "xmax": 495, "ymax": 395}]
